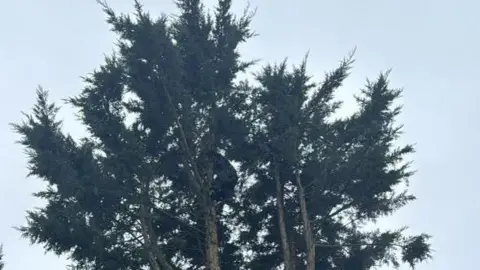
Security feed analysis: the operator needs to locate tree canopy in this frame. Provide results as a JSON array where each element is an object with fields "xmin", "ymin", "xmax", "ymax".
[
  {"xmin": 0, "ymin": 244, "xmax": 4, "ymax": 270},
  {"xmin": 12, "ymin": 0, "xmax": 431, "ymax": 269}
]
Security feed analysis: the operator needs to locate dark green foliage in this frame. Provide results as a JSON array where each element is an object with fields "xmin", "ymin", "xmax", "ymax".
[
  {"xmin": 12, "ymin": 0, "xmax": 431, "ymax": 269},
  {"xmin": 14, "ymin": 0, "xmax": 255, "ymax": 269},
  {"xmin": 233, "ymin": 55, "xmax": 432, "ymax": 269},
  {"xmin": 0, "ymin": 244, "xmax": 4, "ymax": 270}
]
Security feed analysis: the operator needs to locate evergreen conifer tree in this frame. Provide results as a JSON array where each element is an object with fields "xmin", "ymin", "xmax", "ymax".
[
  {"xmin": 13, "ymin": 0, "xmax": 254, "ymax": 269},
  {"xmin": 233, "ymin": 55, "xmax": 431, "ymax": 269},
  {"xmin": 12, "ymin": 1, "xmax": 431, "ymax": 269},
  {"xmin": 0, "ymin": 244, "xmax": 4, "ymax": 270}
]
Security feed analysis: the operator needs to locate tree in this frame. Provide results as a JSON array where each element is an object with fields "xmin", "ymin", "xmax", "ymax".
[
  {"xmin": 14, "ymin": 0, "xmax": 254, "ymax": 269},
  {"xmin": 234, "ymin": 56, "xmax": 431, "ymax": 269},
  {"xmin": 0, "ymin": 244, "xmax": 4, "ymax": 270},
  {"xmin": 12, "ymin": 0, "xmax": 431, "ymax": 269}
]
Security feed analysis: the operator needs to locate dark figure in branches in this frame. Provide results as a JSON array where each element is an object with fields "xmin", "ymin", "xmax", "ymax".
[{"xmin": 199, "ymin": 150, "xmax": 238, "ymax": 205}]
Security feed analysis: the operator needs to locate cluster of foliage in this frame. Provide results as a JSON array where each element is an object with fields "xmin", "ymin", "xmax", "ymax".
[
  {"xmin": 0, "ymin": 244, "xmax": 4, "ymax": 270},
  {"xmin": 13, "ymin": 0, "xmax": 431, "ymax": 269}
]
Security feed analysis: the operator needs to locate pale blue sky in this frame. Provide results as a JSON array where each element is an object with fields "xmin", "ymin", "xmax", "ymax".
[{"xmin": 1, "ymin": 0, "xmax": 479, "ymax": 269}]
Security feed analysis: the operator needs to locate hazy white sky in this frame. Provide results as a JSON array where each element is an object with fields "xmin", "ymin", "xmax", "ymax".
[{"xmin": 1, "ymin": 0, "xmax": 479, "ymax": 269}]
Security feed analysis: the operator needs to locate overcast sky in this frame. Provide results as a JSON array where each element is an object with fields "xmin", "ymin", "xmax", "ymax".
[{"xmin": 1, "ymin": 0, "xmax": 479, "ymax": 269}]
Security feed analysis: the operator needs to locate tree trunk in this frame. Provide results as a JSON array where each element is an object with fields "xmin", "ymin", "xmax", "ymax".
[
  {"xmin": 204, "ymin": 199, "xmax": 222, "ymax": 270},
  {"xmin": 139, "ymin": 204, "xmax": 175, "ymax": 270},
  {"xmin": 203, "ymin": 137, "xmax": 222, "ymax": 270},
  {"xmin": 275, "ymin": 162, "xmax": 296, "ymax": 270},
  {"xmin": 296, "ymin": 172, "xmax": 315, "ymax": 270},
  {"xmin": 163, "ymin": 83, "xmax": 221, "ymax": 270}
]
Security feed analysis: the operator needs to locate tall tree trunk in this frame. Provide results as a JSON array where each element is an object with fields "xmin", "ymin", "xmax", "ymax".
[
  {"xmin": 163, "ymin": 82, "xmax": 221, "ymax": 270},
  {"xmin": 204, "ymin": 198, "xmax": 221, "ymax": 270},
  {"xmin": 163, "ymin": 87, "xmax": 221, "ymax": 269},
  {"xmin": 275, "ymin": 162, "xmax": 296, "ymax": 270},
  {"xmin": 203, "ymin": 131, "xmax": 222, "ymax": 270},
  {"xmin": 139, "ymin": 204, "xmax": 175, "ymax": 270},
  {"xmin": 295, "ymin": 172, "xmax": 315, "ymax": 270}
]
